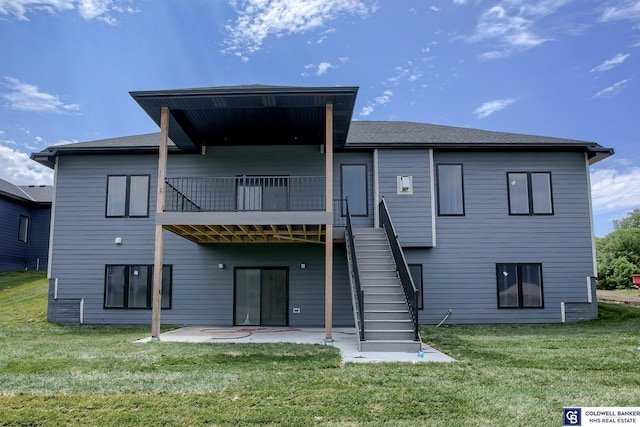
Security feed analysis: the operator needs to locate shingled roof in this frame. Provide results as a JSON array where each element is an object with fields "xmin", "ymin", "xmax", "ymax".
[
  {"xmin": 32, "ymin": 120, "xmax": 613, "ymax": 167},
  {"xmin": 0, "ymin": 178, "xmax": 53, "ymax": 204},
  {"xmin": 347, "ymin": 121, "xmax": 593, "ymax": 146}
]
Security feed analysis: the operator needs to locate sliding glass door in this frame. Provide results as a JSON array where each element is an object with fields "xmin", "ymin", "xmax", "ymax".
[{"xmin": 234, "ymin": 268, "xmax": 288, "ymax": 326}]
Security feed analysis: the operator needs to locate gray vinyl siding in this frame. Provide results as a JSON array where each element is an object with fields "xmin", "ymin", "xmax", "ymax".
[
  {"xmin": 25, "ymin": 206, "xmax": 51, "ymax": 271},
  {"xmin": 0, "ymin": 198, "xmax": 49, "ymax": 272},
  {"xmin": 48, "ymin": 145, "xmax": 597, "ymax": 326},
  {"xmin": 377, "ymin": 149, "xmax": 432, "ymax": 247},
  {"xmin": 0, "ymin": 198, "xmax": 30, "ymax": 272},
  {"xmin": 411, "ymin": 150, "xmax": 596, "ymax": 324},
  {"xmin": 48, "ymin": 148, "xmax": 353, "ymax": 326}
]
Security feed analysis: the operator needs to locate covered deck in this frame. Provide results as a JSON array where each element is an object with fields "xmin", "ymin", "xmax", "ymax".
[{"xmin": 129, "ymin": 85, "xmax": 359, "ymax": 340}]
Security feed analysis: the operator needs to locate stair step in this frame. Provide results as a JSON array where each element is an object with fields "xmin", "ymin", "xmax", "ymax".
[
  {"xmin": 357, "ymin": 256, "xmax": 393, "ymax": 261},
  {"xmin": 359, "ymin": 266, "xmax": 395, "ymax": 271},
  {"xmin": 359, "ymin": 340, "xmax": 422, "ymax": 353},
  {"xmin": 364, "ymin": 319, "xmax": 414, "ymax": 330},
  {"xmin": 365, "ymin": 299, "xmax": 407, "ymax": 306},
  {"xmin": 353, "ymin": 228, "xmax": 385, "ymax": 234},
  {"xmin": 363, "ymin": 288, "xmax": 404, "ymax": 296},
  {"xmin": 364, "ymin": 310, "xmax": 412, "ymax": 321},
  {"xmin": 365, "ymin": 293, "xmax": 406, "ymax": 303},
  {"xmin": 358, "ymin": 260, "xmax": 395, "ymax": 265},
  {"xmin": 365, "ymin": 330, "xmax": 417, "ymax": 341},
  {"xmin": 355, "ymin": 245, "xmax": 390, "ymax": 251}
]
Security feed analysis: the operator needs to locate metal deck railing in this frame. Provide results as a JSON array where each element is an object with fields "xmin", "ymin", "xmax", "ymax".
[{"xmin": 165, "ymin": 176, "xmax": 325, "ymax": 213}]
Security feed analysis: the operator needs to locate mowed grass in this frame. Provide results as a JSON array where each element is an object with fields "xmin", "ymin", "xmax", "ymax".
[{"xmin": 1, "ymin": 271, "xmax": 640, "ymax": 426}]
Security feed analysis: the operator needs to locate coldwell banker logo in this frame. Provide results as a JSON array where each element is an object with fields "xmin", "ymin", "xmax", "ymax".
[{"xmin": 564, "ymin": 408, "xmax": 581, "ymax": 426}]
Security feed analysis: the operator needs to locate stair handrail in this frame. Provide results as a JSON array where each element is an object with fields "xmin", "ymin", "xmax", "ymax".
[
  {"xmin": 378, "ymin": 198, "xmax": 420, "ymax": 341},
  {"xmin": 165, "ymin": 179, "xmax": 202, "ymax": 211},
  {"xmin": 344, "ymin": 198, "xmax": 365, "ymax": 341}
]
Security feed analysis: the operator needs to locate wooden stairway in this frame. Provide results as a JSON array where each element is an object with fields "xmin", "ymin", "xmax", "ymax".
[{"xmin": 351, "ymin": 227, "xmax": 421, "ymax": 352}]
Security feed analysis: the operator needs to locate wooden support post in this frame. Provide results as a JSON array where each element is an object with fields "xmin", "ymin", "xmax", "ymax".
[
  {"xmin": 325, "ymin": 103, "xmax": 334, "ymax": 341},
  {"xmin": 151, "ymin": 107, "xmax": 169, "ymax": 340}
]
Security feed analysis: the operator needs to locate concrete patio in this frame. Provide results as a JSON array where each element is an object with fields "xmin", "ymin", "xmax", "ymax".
[{"xmin": 137, "ymin": 326, "xmax": 455, "ymax": 363}]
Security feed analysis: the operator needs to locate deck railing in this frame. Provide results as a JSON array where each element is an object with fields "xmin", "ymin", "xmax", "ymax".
[
  {"xmin": 165, "ymin": 176, "xmax": 325, "ymax": 212},
  {"xmin": 379, "ymin": 198, "xmax": 420, "ymax": 341}
]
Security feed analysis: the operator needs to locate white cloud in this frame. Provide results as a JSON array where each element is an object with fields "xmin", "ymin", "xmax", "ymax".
[
  {"xmin": 310, "ymin": 27, "xmax": 336, "ymax": 44},
  {"xmin": 223, "ymin": 0, "xmax": 373, "ymax": 56},
  {"xmin": 469, "ymin": 1, "xmax": 571, "ymax": 59},
  {"xmin": 359, "ymin": 90, "xmax": 393, "ymax": 117},
  {"xmin": 387, "ymin": 61, "xmax": 423, "ymax": 85},
  {"xmin": 316, "ymin": 62, "xmax": 333, "ymax": 76},
  {"xmin": 600, "ymin": 0, "xmax": 640, "ymax": 22},
  {"xmin": 473, "ymin": 98, "xmax": 515, "ymax": 119},
  {"xmin": 1, "ymin": 77, "xmax": 80, "ymax": 114},
  {"xmin": 591, "ymin": 166, "xmax": 640, "ymax": 213},
  {"xmin": 591, "ymin": 53, "xmax": 630, "ymax": 72},
  {"xmin": 592, "ymin": 78, "xmax": 632, "ymax": 98},
  {"xmin": 0, "ymin": 0, "xmax": 137, "ymax": 24},
  {"xmin": 430, "ymin": 6, "xmax": 440, "ymax": 12},
  {"xmin": 453, "ymin": 0, "xmax": 466, "ymax": 4},
  {"xmin": 301, "ymin": 57, "xmax": 348, "ymax": 77},
  {"xmin": 0, "ymin": 145, "xmax": 53, "ymax": 185}
]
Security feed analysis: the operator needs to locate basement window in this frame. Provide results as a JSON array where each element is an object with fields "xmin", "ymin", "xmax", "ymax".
[
  {"xmin": 104, "ymin": 265, "xmax": 172, "ymax": 309},
  {"xmin": 496, "ymin": 263, "xmax": 544, "ymax": 309}
]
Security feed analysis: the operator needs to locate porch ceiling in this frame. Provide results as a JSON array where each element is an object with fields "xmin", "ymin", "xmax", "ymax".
[
  {"xmin": 130, "ymin": 85, "xmax": 358, "ymax": 152},
  {"xmin": 164, "ymin": 223, "xmax": 326, "ymax": 244}
]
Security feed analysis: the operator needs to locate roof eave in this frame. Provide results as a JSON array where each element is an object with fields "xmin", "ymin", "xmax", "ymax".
[{"xmin": 31, "ymin": 145, "xmax": 183, "ymax": 169}]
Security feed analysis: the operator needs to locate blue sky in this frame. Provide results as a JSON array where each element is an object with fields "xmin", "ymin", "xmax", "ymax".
[{"xmin": 0, "ymin": 0, "xmax": 638, "ymax": 236}]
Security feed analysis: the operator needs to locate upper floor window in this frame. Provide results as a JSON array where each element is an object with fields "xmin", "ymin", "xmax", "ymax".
[
  {"xmin": 437, "ymin": 164, "xmax": 465, "ymax": 216},
  {"xmin": 497, "ymin": 263, "xmax": 544, "ymax": 308},
  {"xmin": 341, "ymin": 164, "xmax": 368, "ymax": 216},
  {"xmin": 106, "ymin": 175, "xmax": 150, "ymax": 218},
  {"xmin": 18, "ymin": 215, "xmax": 29, "ymax": 242},
  {"xmin": 507, "ymin": 172, "xmax": 553, "ymax": 215}
]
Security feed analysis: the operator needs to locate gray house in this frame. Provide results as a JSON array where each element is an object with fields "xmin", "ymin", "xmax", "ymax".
[
  {"xmin": 0, "ymin": 178, "xmax": 53, "ymax": 273},
  {"xmin": 32, "ymin": 85, "xmax": 613, "ymax": 351}
]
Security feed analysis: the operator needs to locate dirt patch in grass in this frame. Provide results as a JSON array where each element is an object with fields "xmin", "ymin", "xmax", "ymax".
[{"xmin": 597, "ymin": 290, "xmax": 640, "ymax": 306}]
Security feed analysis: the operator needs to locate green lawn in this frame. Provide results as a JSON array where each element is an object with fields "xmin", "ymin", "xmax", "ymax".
[{"xmin": 1, "ymin": 271, "xmax": 639, "ymax": 426}]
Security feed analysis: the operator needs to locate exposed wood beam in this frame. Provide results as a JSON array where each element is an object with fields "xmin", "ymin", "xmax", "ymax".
[
  {"xmin": 272, "ymin": 235, "xmax": 324, "ymax": 244},
  {"xmin": 237, "ymin": 224, "xmax": 256, "ymax": 241},
  {"xmin": 151, "ymin": 107, "xmax": 169, "ymax": 340},
  {"xmin": 325, "ymin": 102, "xmax": 334, "ymax": 341}
]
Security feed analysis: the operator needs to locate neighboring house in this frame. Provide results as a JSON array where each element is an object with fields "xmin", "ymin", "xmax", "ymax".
[
  {"xmin": 32, "ymin": 85, "xmax": 613, "ymax": 351},
  {"xmin": 0, "ymin": 178, "xmax": 53, "ymax": 273}
]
